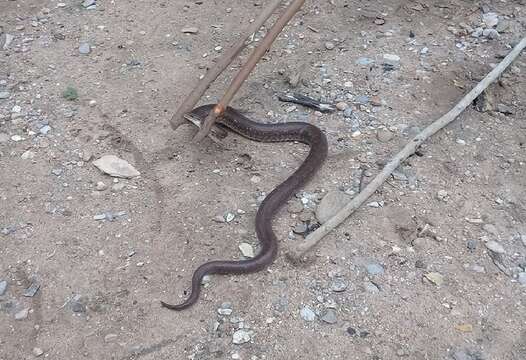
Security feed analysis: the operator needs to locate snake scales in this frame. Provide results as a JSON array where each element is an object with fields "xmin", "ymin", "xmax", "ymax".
[{"xmin": 161, "ymin": 104, "xmax": 328, "ymax": 310}]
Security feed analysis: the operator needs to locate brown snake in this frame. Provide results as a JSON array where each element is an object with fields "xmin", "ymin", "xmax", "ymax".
[{"xmin": 161, "ymin": 104, "xmax": 328, "ymax": 310}]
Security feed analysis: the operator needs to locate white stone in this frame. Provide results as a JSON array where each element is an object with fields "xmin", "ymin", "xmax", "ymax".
[{"xmin": 92, "ymin": 155, "xmax": 140, "ymax": 178}]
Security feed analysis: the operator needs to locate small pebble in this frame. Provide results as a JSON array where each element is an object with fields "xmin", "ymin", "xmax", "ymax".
[
  {"xmin": 79, "ymin": 42, "xmax": 91, "ymax": 54},
  {"xmin": 366, "ymin": 263, "xmax": 384, "ymax": 275},
  {"xmin": 324, "ymin": 41, "xmax": 335, "ymax": 50},
  {"xmin": 330, "ymin": 278, "xmax": 348, "ymax": 292},
  {"xmin": 300, "ymin": 306, "xmax": 316, "ymax": 321},
  {"xmin": 182, "ymin": 27, "xmax": 199, "ymax": 34},
  {"xmin": 343, "ymin": 107, "xmax": 354, "ymax": 118},
  {"xmin": 377, "ymin": 128, "xmax": 393, "ymax": 142},
  {"xmin": 238, "ymin": 243, "xmax": 255, "ymax": 258},
  {"xmin": 33, "ymin": 348, "xmax": 44, "ymax": 357},
  {"xmin": 485, "ymin": 240, "xmax": 505, "ymax": 254},
  {"xmin": 0, "ymin": 280, "xmax": 7, "ymax": 296},
  {"xmin": 517, "ymin": 272, "xmax": 526, "ymax": 285},
  {"xmin": 232, "ymin": 329, "xmax": 251, "ymax": 344},
  {"xmin": 466, "ymin": 239, "xmax": 477, "ymax": 251},
  {"xmin": 95, "ymin": 181, "xmax": 107, "ymax": 191},
  {"xmin": 104, "ymin": 334, "xmax": 118, "ymax": 343},
  {"xmin": 320, "ymin": 309, "xmax": 338, "ymax": 324},
  {"xmin": 15, "ymin": 308, "xmax": 29, "ymax": 320},
  {"xmin": 218, "ymin": 302, "xmax": 233, "ymax": 316},
  {"xmin": 335, "ymin": 102, "xmax": 348, "ymax": 111},
  {"xmin": 364, "ymin": 281, "xmax": 380, "ymax": 293},
  {"xmin": 424, "ymin": 272, "xmax": 444, "ymax": 286},
  {"xmin": 0, "ymin": 91, "xmax": 10, "ymax": 99},
  {"xmin": 382, "ymin": 53, "xmax": 401, "ymax": 68}
]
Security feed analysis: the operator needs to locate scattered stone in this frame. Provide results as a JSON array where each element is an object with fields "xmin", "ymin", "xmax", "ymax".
[
  {"xmin": 452, "ymin": 350, "xmax": 473, "ymax": 360},
  {"xmin": 518, "ymin": 272, "xmax": 526, "ymax": 285},
  {"xmin": 324, "ymin": 41, "xmax": 335, "ymax": 50},
  {"xmin": 455, "ymin": 324, "xmax": 473, "ymax": 332},
  {"xmin": 218, "ymin": 302, "xmax": 233, "ymax": 316},
  {"xmin": 356, "ymin": 57, "xmax": 374, "ymax": 66},
  {"xmin": 320, "ymin": 309, "xmax": 337, "ymax": 324},
  {"xmin": 366, "ymin": 262, "xmax": 384, "ymax": 275},
  {"xmin": 232, "ymin": 329, "xmax": 251, "ymax": 345},
  {"xmin": 93, "ymin": 155, "xmax": 140, "ymax": 178},
  {"xmin": 466, "ymin": 239, "xmax": 478, "ymax": 251},
  {"xmin": 482, "ymin": 28, "xmax": 499, "ymax": 40},
  {"xmin": 51, "ymin": 168, "xmax": 63, "ymax": 176},
  {"xmin": 330, "ymin": 278, "xmax": 348, "ymax": 292},
  {"xmin": 182, "ymin": 27, "xmax": 199, "ymax": 34},
  {"xmin": 293, "ymin": 222, "xmax": 308, "ymax": 235},
  {"xmin": 335, "ymin": 102, "xmax": 348, "ymax": 111},
  {"xmin": 346, "ymin": 327, "xmax": 357, "ymax": 336},
  {"xmin": 485, "ymin": 240, "xmax": 505, "ymax": 254},
  {"xmin": 39, "ymin": 125, "xmax": 51, "ymax": 135},
  {"xmin": 238, "ymin": 243, "xmax": 254, "ymax": 258},
  {"xmin": 377, "ymin": 128, "xmax": 393, "ymax": 142},
  {"xmin": 354, "ymin": 95, "xmax": 370, "ymax": 105},
  {"xmin": 32, "ymin": 347, "xmax": 44, "ymax": 357},
  {"xmin": 364, "ymin": 281, "xmax": 380, "ymax": 293},
  {"xmin": 1, "ymin": 33, "xmax": 15, "ymax": 50},
  {"xmin": 15, "ymin": 307, "xmax": 29, "ymax": 320},
  {"xmin": 21, "ymin": 150, "xmax": 35, "ymax": 160},
  {"xmin": 23, "ymin": 281, "xmax": 40, "ymax": 297},
  {"xmin": 79, "ymin": 42, "xmax": 91, "ymax": 55},
  {"xmin": 70, "ymin": 294, "xmax": 87, "ymax": 313},
  {"xmin": 104, "ymin": 334, "xmax": 118, "ymax": 343},
  {"xmin": 224, "ymin": 212, "xmax": 235, "ymax": 223},
  {"xmin": 424, "ymin": 272, "xmax": 444, "ymax": 286},
  {"xmin": 382, "ymin": 54, "xmax": 401, "ymax": 68},
  {"xmin": 300, "ymin": 306, "xmax": 316, "ymax": 321},
  {"xmin": 496, "ymin": 103, "xmax": 514, "ymax": 115},
  {"xmin": 0, "ymin": 91, "xmax": 10, "ymax": 99},
  {"xmin": 482, "ymin": 12, "xmax": 499, "ymax": 28},
  {"xmin": 95, "ymin": 181, "xmax": 107, "ymax": 191},
  {"xmin": 436, "ymin": 190, "xmax": 448, "ymax": 201},
  {"xmin": 82, "ymin": 0, "xmax": 96, "ymax": 9},
  {"xmin": 316, "ymin": 190, "xmax": 351, "ymax": 224},
  {"xmin": 367, "ymin": 201, "xmax": 382, "ymax": 208},
  {"xmin": 343, "ymin": 107, "xmax": 354, "ymax": 118},
  {"xmin": 0, "ymin": 280, "xmax": 7, "ymax": 296}
]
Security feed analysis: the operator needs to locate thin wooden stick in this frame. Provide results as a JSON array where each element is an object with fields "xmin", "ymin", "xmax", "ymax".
[
  {"xmin": 169, "ymin": 0, "xmax": 284, "ymax": 130},
  {"xmin": 287, "ymin": 36, "xmax": 526, "ymax": 261},
  {"xmin": 192, "ymin": 0, "xmax": 306, "ymax": 142}
]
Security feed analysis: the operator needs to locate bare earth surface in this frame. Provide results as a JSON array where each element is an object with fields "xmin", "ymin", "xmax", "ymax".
[{"xmin": 1, "ymin": 1, "xmax": 526, "ymax": 359}]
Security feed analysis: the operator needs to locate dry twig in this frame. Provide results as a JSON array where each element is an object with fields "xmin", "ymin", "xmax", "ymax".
[
  {"xmin": 169, "ymin": 0, "xmax": 283, "ymax": 130},
  {"xmin": 192, "ymin": 0, "xmax": 306, "ymax": 142},
  {"xmin": 287, "ymin": 36, "xmax": 526, "ymax": 261}
]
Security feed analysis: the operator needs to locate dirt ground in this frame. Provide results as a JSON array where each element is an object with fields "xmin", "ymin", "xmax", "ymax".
[{"xmin": 1, "ymin": 1, "xmax": 525, "ymax": 359}]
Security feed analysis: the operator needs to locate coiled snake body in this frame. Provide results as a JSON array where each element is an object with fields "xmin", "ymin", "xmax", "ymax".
[{"xmin": 161, "ymin": 104, "xmax": 328, "ymax": 310}]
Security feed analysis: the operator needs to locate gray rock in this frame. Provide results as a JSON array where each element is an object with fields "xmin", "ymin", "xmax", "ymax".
[
  {"xmin": 238, "ymin": 243, "xmax": 254, "ymax": 258},
  {"xmin": 70, "ymin": 294, "xmax": 87, "ymax": 313},
  {"xmin": 217, "ymin": 302, "xmax": 233, "ymax": 316},
  {"xmin": 320, "ymin": 309, "xmax": 337, "ymax": 324},
  {"xmin": 496, "ymin": 103, "xmax": 514, "ymax": 115},
  {"xmin": 364, "ymin": 281, "xmax": 380, "ymax": 293},
  {"xmin": 382, "ymin": 54, "xmax": 400, "ymax": 68},
  {"xmin": 366, "ymin": 262, "xmax": 384, "ymax": 275},
  {"xmin": 32, "ymin": 347, "xmax": 44, "ymax": 357},
  {"xmin": 482, "ymin": 28, "xmax": 499, "ymax": 39},
  {"xmin": 293, "ymin": 222, "xmax": 308, "ymax": 235},
  {"xmin": 324, "ymin": 42, "xmax": 335, "ymax": 50},
  {"xmin": 485, "ymin": 240, "xmax": 505, "ymax": 254},
  {"xmin": 300, "ymin": 306, "xmax": 316, "ymax": 321},
  {"xmin": 95, "ymin": 181, "xmax": 107, "ymax": 191},
  {"xmin": 0, "ymin": 280, "xmax": 7, "ymax": 296},
  {"xmin": 79, "ymin": 42, "xmax": 91, "ymax": 54},
  {"xmin": 482, "ymin": 12, "xmax": 499, "ymax": 28},
  {"xmin": 466, "ymin": 239, "xmax": 478, "ymax": 251},
  {"xmin": 92, "ymin": 155, "xmax": 140, "ymax": 178},
  {"xmin": 15, "ymin": 307, "xmax": 29, "ymax": 320},
  {"xmin": 482, "ymin": 224, "xmax": 498, "ymax": 236},
  {"xmin": 82, "ymin": 0, "xmax": 96, "ymax": 8},
  {"xmin": 181, "ymin": 27, "xmax": 199, "ymax": 34},
  {"xmin": 354, "ymin": 95, "xmax": 370, "ymax": 105},
  {"xmin": 518, "ymin": 272, "xmax": 526, "ymax": 285},
  {"xmin": 0, "ymin": 91, "xmax": 10, "ymax": 99},
  {"xmin": 356, "ymin": 57, "xmax": 374, "ymax": 66},
  {"xmin": 23, "ymin": 280, "xmax": 40, "ymax": 297},
  {"xmin": 39, "ymin": 125, "xmax": 51, "ymax": 135},
  {"xmin": 232, "ymin": 329, "xmax": 251, "ymax": 344},
  {"xmin": 316, "ymin": 190, "xmax": 351, "ymax": 224},
  {"xmin": 471, "ymin": 27, "xmax": 484, "ymax": 38},
  {"xmin": 452, "ymin": 350, "xmax": 473, "ymax": 360},
  {"xmin": 343, "ymin": 107, "xmax": 354, "ymax": 118},
  {"xmin": 377, "ymin": 128, "xmax": 393, "ymax": 142},
  {"xmin": 330, "ymin": 278, "xmax": 348, "ymax": 292}
]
